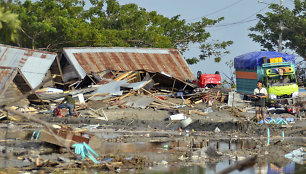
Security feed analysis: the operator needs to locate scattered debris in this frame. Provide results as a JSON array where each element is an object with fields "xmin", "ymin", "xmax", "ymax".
[
  {"xmin": 181, "ymin": 117, "xmax": 192, "ymax": 128},
  {"xmin": 169, "ymin": 113, "xmax": 187, "ymax": 121},
  {"xmin": 214, "ymin": 127, "xmax": 221, "ymax": 133},
  {"xmin": 284, "ymin": 147, "xmax": 306, "ymax": 164},
  {"xmin": 0, "ymin": 45, "xmax": 305, "ymax": 173}
]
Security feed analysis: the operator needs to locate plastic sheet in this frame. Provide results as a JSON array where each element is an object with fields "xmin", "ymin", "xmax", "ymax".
[
  {"xmin": 72, "ymin": 142, "xmax": 99, "ymax": 164},
  {"xmin": 234, "ymin": 51, "xmax": 295, "ymax": 70},
  {"xmin": 284, "ymin": 147, "xmax": 306, "ymax": 164},
  {"xmin": 258, "ymin": 117, "xmax": 291, "ymax": 125}
]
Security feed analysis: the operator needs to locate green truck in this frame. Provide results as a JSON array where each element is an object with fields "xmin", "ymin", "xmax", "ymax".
[{"xmin": 234, "ymin": 51, "xmax": 299, "ymax": 105}]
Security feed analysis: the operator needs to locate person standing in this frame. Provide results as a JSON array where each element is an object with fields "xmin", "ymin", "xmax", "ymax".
[{"xmin": 254, "ymin": 81, "xmax": 268, "ymax": 123}]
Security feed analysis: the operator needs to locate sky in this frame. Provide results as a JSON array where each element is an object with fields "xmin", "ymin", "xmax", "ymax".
[{"xmin": 114, "ymin": 0, "xmax": 297, "ymax": 81}]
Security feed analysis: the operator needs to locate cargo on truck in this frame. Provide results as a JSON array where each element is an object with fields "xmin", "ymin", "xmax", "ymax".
[{"xmin": 234, "ymin": 51, "xmax": 299, "ymax": 106}]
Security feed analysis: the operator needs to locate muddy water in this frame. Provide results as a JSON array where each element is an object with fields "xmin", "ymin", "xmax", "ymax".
[
  {"xmin": 94, "ymin": 139, "xmax": 255, "ymax": 154},
  {"xmin": 146, "ymin": 161, "xmax": 305, "ymax": 174},
  {"xmin": 94, "ymin": 138, "xmax": 260, "ymax": 154},
  {"xmin": 94, "ymin": 137, "xmax": 306, "ymax": 173}
]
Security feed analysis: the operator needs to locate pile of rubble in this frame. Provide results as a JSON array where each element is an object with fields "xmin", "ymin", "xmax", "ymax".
[
  {"xmin": 0, "ymin": 67, "xmax": 233, "ymax": 172},
  {"xmin": 25, "ymin": 69, "xmax": 230, "ymax": 120}
]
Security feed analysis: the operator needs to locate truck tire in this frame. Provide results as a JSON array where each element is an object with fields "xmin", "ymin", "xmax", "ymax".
[{"xmin": 197, "ymin": 71, "xmax": 202, "ymax": 80}]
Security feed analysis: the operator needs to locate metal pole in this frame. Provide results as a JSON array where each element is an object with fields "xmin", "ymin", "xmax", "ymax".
[
  {"xmin": 278, "ymin": 0, "xmax": 284, "ymax": 52},
  {"xmin": 278, "ymin": 22, "xmax": 283, "ymax": 52}
]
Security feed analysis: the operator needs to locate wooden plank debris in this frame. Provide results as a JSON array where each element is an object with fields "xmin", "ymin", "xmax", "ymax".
[
  {"xmin": 114, "ymin": 71, "xmax": 133, "ymax": 81},
  {"xmin": 39, "ymin": 127, "xmax": 90, "ymax": 147},
  {"xmin": 188, "ymin": 110, "xmax": 208, "ymax": 116}
]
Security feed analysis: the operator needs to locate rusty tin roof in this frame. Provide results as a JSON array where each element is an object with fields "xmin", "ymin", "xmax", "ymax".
[
  {"xmin": 63, "ymin": 47, "xmax": 195, "ymax": 81},
  {"xmin": 0, "ymin": 44, "xmax": 57, "ymax": 89}
]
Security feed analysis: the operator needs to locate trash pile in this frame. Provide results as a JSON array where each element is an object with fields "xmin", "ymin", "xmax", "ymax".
[{"xmin": 26, "ymin": 69, "xmax": 231, "ymax": 122}]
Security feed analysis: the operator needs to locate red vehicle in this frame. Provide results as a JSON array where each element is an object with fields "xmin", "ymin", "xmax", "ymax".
[{"xmin": 193, "ymin": 71, "xmax": 221, "ymax": 88}]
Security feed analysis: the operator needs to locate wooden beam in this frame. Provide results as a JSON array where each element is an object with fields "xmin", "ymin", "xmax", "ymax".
[
  {"xmin": 171, "ymin": 79, "xmax": 176, "ymax": 94},
  {"xmin": 141, "ymin": 88, "xmax": 176, "ymax": 106},
  {"xmin": 114, "ymin": 71, "xmax": 133, "ymax": 81},
  {"xmin": 188, "ymin": 110, "xmax": 208, "ymax": 116}
]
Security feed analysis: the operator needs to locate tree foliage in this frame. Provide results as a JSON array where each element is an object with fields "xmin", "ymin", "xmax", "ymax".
[
  {"xmin": 9, "ymin": 0, "xmax": 89, "ymax": 49},
  {"xmin": 6, "ymin": 0, "xmax": 233, "ymax": 63},
  {"xmin": 0, "ymin": 2, "xmax": 20, "ymax": 43},
  {"xmin": 249, "ymin": 0, "xmax": 306, "ymax": 60}
]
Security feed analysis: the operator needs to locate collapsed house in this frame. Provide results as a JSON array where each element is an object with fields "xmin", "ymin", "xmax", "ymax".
[
  {"xmin": 0, "ymin": 44, "xmax": 57, "ymax": 106},
  {"xmin": 60, "ymin": 47, "xmax": 196, "ymax": 92}
]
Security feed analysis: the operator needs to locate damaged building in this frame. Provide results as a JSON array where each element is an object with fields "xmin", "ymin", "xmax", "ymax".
[
  {"xmin": 0, "ymin": 44, "xmax": 57, "ymax": 106},
  {"xmin": 59, "ymin": 47, "xmax": 196, "ymax": 92}
]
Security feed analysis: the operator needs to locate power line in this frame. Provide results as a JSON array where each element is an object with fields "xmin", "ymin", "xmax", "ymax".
[
  {"xmin": 207, "ymin": 18, "xmax": 257, "ymax": 28},
  {"xmin": 187, "ymin": 0, "xmax": 244, "ymax": 22},
  {"xmin": 206, "ymin": 1, "xmax": 272, "ymax": 30}
]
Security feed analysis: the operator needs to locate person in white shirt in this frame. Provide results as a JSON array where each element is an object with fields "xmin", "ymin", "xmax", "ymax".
[{"xmin": 253, "ymin": 81, "xmax": 268, "ymax": 123}]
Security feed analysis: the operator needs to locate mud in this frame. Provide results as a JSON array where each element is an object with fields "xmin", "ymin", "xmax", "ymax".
[{"xmin": 0, "ymin": 100, "xmax": 305, "ymax": 173}]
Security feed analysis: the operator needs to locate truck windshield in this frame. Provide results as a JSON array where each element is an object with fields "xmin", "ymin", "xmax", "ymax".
[{"xmin": 267, "ymin": 74, "xmax": 296, "ymax": 87}]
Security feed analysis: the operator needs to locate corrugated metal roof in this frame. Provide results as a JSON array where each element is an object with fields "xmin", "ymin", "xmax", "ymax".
[
  {"xmin": 63, "ymin": 47, "xmax": 195, "ymax": 81},
  {"xmin": 0, "ymin": 44, "xmax": 57, "ymax": 89}
]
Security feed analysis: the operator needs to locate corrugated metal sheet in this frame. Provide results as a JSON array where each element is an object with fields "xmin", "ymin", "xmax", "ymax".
[
  {"xmin": 0, "ymin": 44, "xmax": 57, "ymax": 89},
  {"xmin": 63, "ymin": 47, "xmax": 195, "ymax": 81}
]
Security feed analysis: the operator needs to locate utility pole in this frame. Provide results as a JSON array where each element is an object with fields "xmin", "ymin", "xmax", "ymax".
[{"xmin": 278, "ymin": 0, "xmax": 284, "ymax": 52}]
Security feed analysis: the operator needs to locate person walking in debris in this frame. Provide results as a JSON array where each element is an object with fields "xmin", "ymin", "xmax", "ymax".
[
  {"xmin": 253, "ymin": 81, "xmax": 267, "ymax": 123},
  {"xmin": 59, "ymin": 94, "xmax": 78, "ymax": 117}
]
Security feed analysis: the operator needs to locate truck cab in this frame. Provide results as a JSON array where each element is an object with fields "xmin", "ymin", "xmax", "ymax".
[
  {"xmin": 234, "ymin": 51, "xmax": 299, "ymax": 106},
  {"xmin": 260, "ymin": 60, "xmax": 299, "ymax": 104},
  {"xmin": 193, "ymin": 71, "xmax": 221, "ymax": 88}
]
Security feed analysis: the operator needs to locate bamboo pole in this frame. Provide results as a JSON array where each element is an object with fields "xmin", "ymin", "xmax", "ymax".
[{"xmin": 141, "ymin": 88, "xmax": 176, "ymax": 106}]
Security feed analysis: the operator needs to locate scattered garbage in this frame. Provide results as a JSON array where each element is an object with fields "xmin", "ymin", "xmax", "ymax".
[
  {"xmin": 0, "ymin": 43, "xmax": 304, "ymax": 173},
  {"xmin": 169, "ymin": 113, "xmax": 187, "ymax": 121},
  {"xmin": 181, "ymin": 117, "xmax": 192, "ymax": 128},
  {"xmin": 36, "ymin": 87, "xmax": 64, "ymax": 94},
  {"xmin": 284, "ymin": 147, "xmax": 306, "ymax": 164},
  {"xmin": 247, "ymin": 110, "xmax": 256, "ymax": 114},
  {"xmin": 72, "ymin": 142, "xmax": 99, "ymax": 164},
  {"xmin": 160, "ymin": 160, "xmax": 168, "ymax": 165},
  {"xmin": 214, "ymin": 127, "xmax": 221, "ymax": 133},
  {"xmin": 285, "ymin": 117, "xmax": 295, "ymax": 122},
  {"xmin": 100, "ymin": 158, "xmax": 113, "ymax": 164},
  {"xmin": 258, "ymin": 117, "xmax": 294, "ymax": 125},
  {"xmin": 204, "ymin": 107, "xmax": 213, "ymax": 113}
]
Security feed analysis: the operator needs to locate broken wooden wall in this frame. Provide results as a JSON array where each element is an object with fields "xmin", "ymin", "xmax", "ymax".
[
  {"xmin": 0, "ymin": 82, "xmax": 29, "ymax": 106},
  {"xmin": 13, "ymin": 71, "xmax": 40, "ymax": 101}
]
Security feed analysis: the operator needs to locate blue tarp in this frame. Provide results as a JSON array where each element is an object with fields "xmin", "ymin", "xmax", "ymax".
[{"xmin": 234, "ymin": 51, "xmax": 295, "ymax": 70}]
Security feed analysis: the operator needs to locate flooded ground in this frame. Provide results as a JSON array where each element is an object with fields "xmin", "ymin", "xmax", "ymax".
[
  {"xmin": 146, "ymin": 161, "xmax": 304, "ymax": 174},
  {"xmin": 0, "ymin": 96, "xmax": 305, "ymax": 173},
  {"xmin": 1, "ymin": 124, "xmax": 305, "ymax": 173}
]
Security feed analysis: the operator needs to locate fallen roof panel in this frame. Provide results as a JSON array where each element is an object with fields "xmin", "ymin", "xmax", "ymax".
[{"xmin": 63, "ymin": 47, "xmax": 195, "ymax": 81}]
